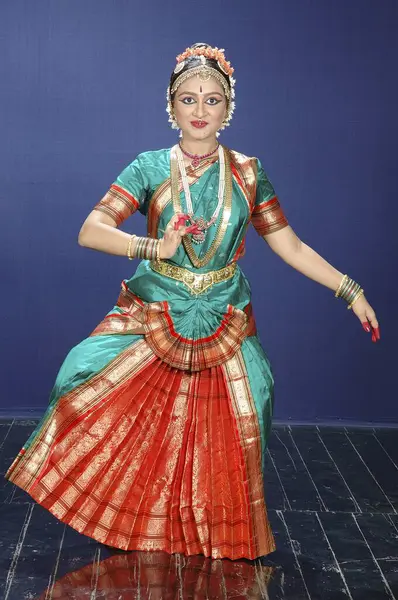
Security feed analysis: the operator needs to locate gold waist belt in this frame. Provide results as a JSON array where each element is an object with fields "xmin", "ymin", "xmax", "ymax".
[{"xmin": 149, "ymin": 260, "xmax": 237, "ymax": 295}]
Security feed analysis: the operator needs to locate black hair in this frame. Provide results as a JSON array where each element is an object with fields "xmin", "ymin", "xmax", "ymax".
[{"xmin": 169, "ymin": 42, "xmax": 231, "ymax": 103}]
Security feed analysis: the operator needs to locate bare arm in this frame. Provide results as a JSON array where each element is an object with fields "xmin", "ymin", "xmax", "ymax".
[
  {"xmin": 77, "ymin": 209, "xmax": 192, "ymax": 260},
  {"xmin": 262, "ymin": 225, "xmax": 344, "ymax": 292},
  {"xmin": 77, "ymin": 210, "xmax": 139, "ymax": 256},
  {"xmin": 262, "ymin": 225, "xmax": 380, "ymax": 339}
]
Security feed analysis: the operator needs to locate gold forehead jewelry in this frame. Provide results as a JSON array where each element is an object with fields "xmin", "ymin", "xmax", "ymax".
[{"xmin": 170, "ymin": 65, "xmax": 231, "ymax": 99}]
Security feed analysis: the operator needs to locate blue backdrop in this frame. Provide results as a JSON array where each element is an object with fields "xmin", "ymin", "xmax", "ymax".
[{"xmin": 1, "ymin": 0, "xmax": 396, "ymax": 424}]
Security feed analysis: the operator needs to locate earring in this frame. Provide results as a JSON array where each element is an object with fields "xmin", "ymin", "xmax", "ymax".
[
  {"xmin": 166, "ymin": 89, "xmax": 179, "ymax": 130},
  {"xmin": 166, "ymin": 102, "xmax": 179, "ymax": 130}
]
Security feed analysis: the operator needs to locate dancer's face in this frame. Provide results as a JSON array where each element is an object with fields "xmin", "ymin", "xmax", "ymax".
[{"xmin": 172, "ymin": 76, "xmax": 227, "ymax": 142}]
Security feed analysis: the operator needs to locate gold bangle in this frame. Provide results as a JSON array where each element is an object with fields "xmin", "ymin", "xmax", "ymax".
[
  {"xmin": 127, "ymin": 234, "xmax": 136, "ymax": 260},
  {"xmin": 335, "ymin": 274, "xmax": 348, "ymax": 298},
  {"xmin": 347, "ymin": 288, "xmax": 364, "ymax": 310},
  {"xmin": 156, "ymin": 239, "xmax": 161, "ymax": 262}
]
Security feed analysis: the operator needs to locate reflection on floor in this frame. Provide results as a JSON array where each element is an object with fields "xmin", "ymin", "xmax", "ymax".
[{"xmin": 1, "ymin": 420, "xmax": 397, "ymax": 599}]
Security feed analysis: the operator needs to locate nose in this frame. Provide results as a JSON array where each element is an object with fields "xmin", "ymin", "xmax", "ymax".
[{"xmin": 193, "ymin": 98, "xmax": 207, "ymax": 118}]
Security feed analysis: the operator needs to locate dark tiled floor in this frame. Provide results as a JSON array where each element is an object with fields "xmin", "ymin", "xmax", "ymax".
[{"xmin": 0, "ymin": 420, "xmax": 397, "ymax": 599}]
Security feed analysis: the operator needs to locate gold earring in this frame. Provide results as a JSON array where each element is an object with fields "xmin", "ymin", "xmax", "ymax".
[{"xmin": 166, "ymin": 98, "xmax": 179, "ymax": 130}]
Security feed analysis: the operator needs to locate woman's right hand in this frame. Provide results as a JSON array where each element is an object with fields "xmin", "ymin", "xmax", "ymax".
[{"xmin": 159, "ymin": 213, "xmax": 201, "ymax": 260}]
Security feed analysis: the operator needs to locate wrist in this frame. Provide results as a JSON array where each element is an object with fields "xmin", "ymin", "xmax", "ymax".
[
  {"xmin": 126, "ymin": 235, "xmax": 160, "ymax": 261},
  {"xmin": 158, "ymin": 238, "xmax": 166, "ymax": 260},
  {"xmin": 335, "ymin": 273, "xmax": 364, "ymax": 310}
]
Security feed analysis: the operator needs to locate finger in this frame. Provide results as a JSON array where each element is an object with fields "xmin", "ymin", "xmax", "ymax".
[
  {"xmin": 362, "ymin": 321, "xmax": 371, "ymax": 333},
  {"xmin": 170, "ymin": 213, "xmax": 185, "ymax": 228},
  {"xmin": 166, "ymin": 219, "xmax": 176, "ymax": 230},
  {"xmin": 174, "ymin": 216, "xmax": 189, "ymax": 231},
  {"xmin": 363, "ymin": 320, "xmax": 380, "ymax": 342},
  {"xmin": 368, "ymin": 316, "xmax": 379, "ymax": 330},
  {"xmin": 368, "ymin": 318, "xmax": 380, "ymax": 341}
]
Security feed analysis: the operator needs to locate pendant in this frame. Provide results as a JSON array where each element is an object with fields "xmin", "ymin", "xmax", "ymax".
[
  {"xmin": 190, "ymin": 216, "xmax": 207, "ymax": 244},
  {"xmin": 191, "ymin": 156, "xmax": 200, "ymax": 168}
]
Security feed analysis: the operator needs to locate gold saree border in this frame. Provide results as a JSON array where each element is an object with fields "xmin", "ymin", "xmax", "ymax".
[
  {"xmin": 47, "ymin": 367, "xmax": 191, "ymax": 546},
  {"xmin": 5, "ymin": 339, "xmax": 155, "ymax": 490},
  {"xmin": 252, "ymin": 196, "xmax": 289, "ymax": 236},
  {"xmin": 228, "ymin": 151, "xmax": 258, "ymax": 261},
  {"xmin": 89, "ymin": 283, "xmax": 257, "ymax": 371},
  {"xmin": 222, "ymin": 350, "xmax": 276, "ymax": 557},
  {"xmin": 229, "ymin": 150, "xmax": 258, "ymax": 213},
  {"xmin": 93, "ymin": 184, "xmax": 140, "ymax": 226}
]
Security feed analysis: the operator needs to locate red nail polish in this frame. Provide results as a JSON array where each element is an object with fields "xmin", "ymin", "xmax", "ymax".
[{"xmin": 362, "ymin": 322, "xmax": 371, "ymax": 333}]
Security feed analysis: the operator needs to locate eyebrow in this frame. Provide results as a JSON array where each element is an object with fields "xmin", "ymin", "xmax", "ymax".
[{"xmin": 177, "ymin": 91, "xmax": 224, "ymax": 97}]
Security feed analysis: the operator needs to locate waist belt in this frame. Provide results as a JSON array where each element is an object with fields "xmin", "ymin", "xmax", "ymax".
[{"xmin": 149, "ymin": 260, "xmax": 237, "ymax": 295}]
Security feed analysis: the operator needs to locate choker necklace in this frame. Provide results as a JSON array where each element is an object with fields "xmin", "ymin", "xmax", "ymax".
[{"xmin": 179, "ymin": 141, "xmax": 219, "ymax": 168}]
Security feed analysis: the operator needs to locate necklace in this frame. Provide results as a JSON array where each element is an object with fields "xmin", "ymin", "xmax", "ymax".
[
  {"xmin": 179, "ymin": 141, "xmax": 219, "ymax": 168},
  {"xmin": 170, "ymin": 144, "xmax": 233, "ymax": 269},
  {"xmin": 176, "ymin": 145, "xmax": 225, "ymax": 245}
]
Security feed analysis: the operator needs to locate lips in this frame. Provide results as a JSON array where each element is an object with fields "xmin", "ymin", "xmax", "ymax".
[{"xmin": 191, "ymin": 121, "xmax": 208, "ymax": 128}]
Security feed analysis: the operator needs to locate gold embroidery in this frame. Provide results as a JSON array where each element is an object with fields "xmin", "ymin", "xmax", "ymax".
[
  {"xmin": 149, "ymin": 260, "xmax": 236, "ymax": 295},
  {"xmin": 94, "ymin": 184, "xmax": 139, "ymax": 226},
  {"xmin": 5, "ymin": 340, "xmax": 155, "ymax": 489},
  {"xmin": 252, "ymin": 197, "xmax": 288, "ymax": 236},
  {"xmin": 222, "ymin": 351, "xmax": 276, "ymax": 557},
  {"xmin": 229, "ymin": 151, "xmax": 258, "ymax": 212}
]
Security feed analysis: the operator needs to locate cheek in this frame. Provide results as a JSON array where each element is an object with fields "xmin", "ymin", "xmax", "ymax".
[
  {"xmin": 172, "ymin": 103, "xmax": 179, "ymax": 116},
  {"xmin": 174, "ymin": 103, "xmax": 190, "ymax": 120},
  {"xmin": 215, "ymin": 103, "xmax": 227, "ymax": 121}
]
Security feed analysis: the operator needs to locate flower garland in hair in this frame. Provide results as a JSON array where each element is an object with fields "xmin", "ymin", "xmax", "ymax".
[{"xmin": 175, "ymin": 46, "xmax": 235, "ymax": 77}]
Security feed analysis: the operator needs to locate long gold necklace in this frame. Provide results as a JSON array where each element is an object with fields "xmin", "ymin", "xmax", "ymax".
[
  {"xmin": 170, "ymin": 144, "xmax": 232, "ymax": 269},
  {"xmin": 176, "ymin": 144, "xmax": 225, "ymax": 245}
]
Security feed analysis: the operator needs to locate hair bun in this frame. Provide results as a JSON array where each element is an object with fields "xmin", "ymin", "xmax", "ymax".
[{"xmin": 190, "ymin": 42, "xmax": 211, "ymax": 50}]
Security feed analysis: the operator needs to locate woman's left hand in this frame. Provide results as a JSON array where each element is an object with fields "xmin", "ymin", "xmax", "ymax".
[{"xmin": 350, "ymin": 294, "xmax": 381, "ymax": 343}]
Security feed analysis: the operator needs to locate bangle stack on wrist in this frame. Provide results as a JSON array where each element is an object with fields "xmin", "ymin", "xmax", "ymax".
[
  {"xmin": 126, "ymin": 234, "xmax": 161, "ymax": 262},
  {"xmin": 335, "ymin": 274, "xmax": 365, "ymax": 310}
]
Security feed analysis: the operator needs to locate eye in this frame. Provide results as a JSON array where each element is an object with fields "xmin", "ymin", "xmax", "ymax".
[
  {"xmin": 181, "ymin": 97, "xmax": 195, "ymax": 104},
  {"xmin": 206, "ymin": 97, "xmax": 221, "ymax": 105}
]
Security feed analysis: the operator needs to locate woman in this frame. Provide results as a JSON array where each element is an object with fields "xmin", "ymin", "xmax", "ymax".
[{"xmin": 5, "ymin": 43, "xmax": 380, "ymax": 560}]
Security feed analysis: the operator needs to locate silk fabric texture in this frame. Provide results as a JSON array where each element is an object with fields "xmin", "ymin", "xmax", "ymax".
[{"xmin": 5, "ymin": 145, "xmax": 289, "ymax": 560}]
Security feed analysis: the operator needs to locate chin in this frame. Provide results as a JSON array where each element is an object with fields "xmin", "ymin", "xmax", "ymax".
[{"xmin": 182, "ymin": 126, "xmax": 216, "ymax": 139}]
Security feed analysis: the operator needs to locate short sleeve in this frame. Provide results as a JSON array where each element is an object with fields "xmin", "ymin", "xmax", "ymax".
[
  {"xmin": 93, "ymin": 153, "xmax": 149, "ymax": 226},
  {"xmin": 251, "ymin": 158, "xmax": 289, "ymax": 236}
]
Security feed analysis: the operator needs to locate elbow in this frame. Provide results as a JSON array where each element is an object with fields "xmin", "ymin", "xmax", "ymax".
[{"xmin": 78, "ymin": 223, "xmax": 90, "ymax": 247}]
